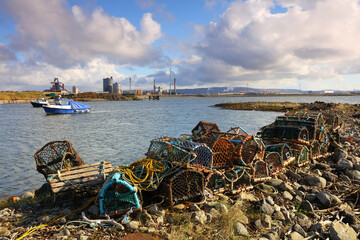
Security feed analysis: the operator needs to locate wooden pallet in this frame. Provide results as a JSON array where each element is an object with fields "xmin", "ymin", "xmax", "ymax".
[{"xmin": 48, "ymin": 161, "xmax": 113, "ymax": 198}]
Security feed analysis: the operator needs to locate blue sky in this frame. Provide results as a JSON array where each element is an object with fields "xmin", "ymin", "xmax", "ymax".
[{"xmin": 0, "ymin": 0, "xmax": 359, "ymax": 91}]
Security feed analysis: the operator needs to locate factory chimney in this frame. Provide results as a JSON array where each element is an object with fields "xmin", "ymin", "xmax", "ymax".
[
  {"xmin": 174, "ymin": 78, "xmax": 176, "ymax": 95},
  {"xmin": 129, "ymin": 77, "xmax": 132, "ymax": 93},
  {"xmin": 153, "ymin": 79, "xmax": 156, "ymax": 93}
]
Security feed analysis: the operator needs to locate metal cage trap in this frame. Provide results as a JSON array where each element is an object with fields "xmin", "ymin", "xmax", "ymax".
[{"xmin": 34, "ymin": 140, "xmax": 84, "ymax": 179}]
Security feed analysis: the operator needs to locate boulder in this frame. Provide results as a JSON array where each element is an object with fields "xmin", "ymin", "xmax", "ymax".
[
  {"xmin": 316, "ymin": 191, "xmax": 341, "ymax": 208},
  {"xmin": 329, "ymin": 221, "xmax": 357, "ymax": 240},
  {"xmin": 337, "ymin": 158, "xmax": 354, "ymax": 170},
  {"xmin": 304, "ymin": 174, "xmax": 327, "ymax": 188}
]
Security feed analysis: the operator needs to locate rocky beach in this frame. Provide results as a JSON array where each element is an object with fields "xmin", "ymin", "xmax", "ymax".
[{"xmin": 1, "ymin": 102, "xmax": 360, "ymax": 240}]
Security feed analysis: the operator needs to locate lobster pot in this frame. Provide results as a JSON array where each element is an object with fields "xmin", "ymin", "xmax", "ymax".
[
  {"xmin": 323, "ymin": 112, "xmax": 342, "ymax": 131},
  {"xmin": 291, "ymin": 144, "xmax": 310, "ymax": 166},
  {"xmin": 227, "ymin": 127, "xmax": 248, "ymax": 135},
  {"xmin": 252, "ymin": 160, "xmax": 270, "ymax": 181},
  {"xmin": 262, "ymin": 126, "xmax": 310, "ymax": 144},
  {"xmin": 146, "ymin": 137, "xmax": 175, "ymax": 160},
  {"xmin": 265, "ymin": 143, "xmax": 293, "ymax": 163},
  {"xmin": 192, "ymin": 121, "xmax": 220, "ymax": 138},
  {"xmin": 34, "ymin": 140, "xmax": 84, "ymax": 179},
  {"xmin": 231, "ymin": 136, "xmax": 265, "ymax": 166},
  {"xmin": 99, "ymin": 172, "xmax": 141, "ymax": 217},
  {"xmin": 211, "ymin": 138, "xmax": 236, "ymax": 168},
  {"xmin": 265, "ymin": 152, "xmax": 283, "ymax": 174},
  {"xmin": 310, "ymin": 140, "xmax": 321, "ymax": 159},
  {"xmin": 224, "ymin": 167, "xmax": 252, "ymax": 193},
  {"xmin": 205, "ymin": 170, "xmax": 226, "ymax": 194},
  {"xmin": 151, "ymin": 169, "xmax": 204, "ymax": 207},
  {"xmin": 173, "ymin": 141, "xmax": 214, "ymax": 169}
]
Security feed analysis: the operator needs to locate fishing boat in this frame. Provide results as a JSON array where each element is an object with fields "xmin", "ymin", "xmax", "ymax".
[
  {"xmin": 30, "ymin": 98, "xmax": 49, "ymax": 107},
  {"xmin": 43, "ymin": 99, "xmax": 90, "ymax": 114}
]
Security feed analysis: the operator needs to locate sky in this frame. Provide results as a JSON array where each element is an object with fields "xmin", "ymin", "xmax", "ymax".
[{"xmin": 0, "ymin": 0, "xmax": 360, "ymax": 92}]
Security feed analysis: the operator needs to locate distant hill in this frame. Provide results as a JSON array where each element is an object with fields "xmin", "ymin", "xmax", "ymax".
[{"xmin": 175, "ymin": 87, "xmax": 349, "ymax": 95}]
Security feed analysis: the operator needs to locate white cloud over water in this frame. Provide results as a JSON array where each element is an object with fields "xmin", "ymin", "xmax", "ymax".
[{"xmin": 1, "ymin": 0, "xmax": 360, "ymax": 91}]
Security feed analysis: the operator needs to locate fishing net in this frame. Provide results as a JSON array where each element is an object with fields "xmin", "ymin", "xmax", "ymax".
[
  {"xmin": 146, "ymin": 137, "xmax": 175, "ymax": 160},
  {"xmin": 99, "ymin": 171, "xmax": 141, "ymax": 217},
  {"xmin": 147, "ymin": 169, "xmax": 204, "ymax": 207},
  {"xmin": 34, "ymin": 140, "xmax": 84, "ymax": 179},
  {"xmin": 252, "ymin": 160, "xmax": 269, "ymax": 181},
  {"xmin": 205, "ymin": 170, "xmax": 226, "ymax": 194},
  {"xmin": 265, "ymin": 152, "xmax": 283, "ymax": 174},
  {"xmin": 192, "ymin": 121, "xmax": 220, "ymax": 138}
]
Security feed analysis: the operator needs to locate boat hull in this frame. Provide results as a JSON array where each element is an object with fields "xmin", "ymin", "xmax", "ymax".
[
  {"xmin": 31, "ymin": 101, "xmax": 48, "ymax": 107},
  {"xmin": 43, "ymin": 106, "xmax": 90, "ymax": 115}
]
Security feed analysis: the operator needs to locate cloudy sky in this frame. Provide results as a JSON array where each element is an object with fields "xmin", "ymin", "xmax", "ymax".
[{"xmin": 0, "ymin": 0, "xmax": 360, "ymax": 92}]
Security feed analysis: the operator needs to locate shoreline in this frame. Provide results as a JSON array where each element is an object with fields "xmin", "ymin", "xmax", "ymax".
[{"xmin": 1, "ymin": 101, "xmax": 360, "ymax": 239}]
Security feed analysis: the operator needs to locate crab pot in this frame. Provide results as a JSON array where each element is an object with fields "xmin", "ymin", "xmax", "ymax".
[
  {"xmin": 146, "ymin": 169, "xmax": 204, "ymax": 207},
  {"xmin": 310, "ymin": 140, "xmax": 321, "ymax": 160},
  {"xmin": 211, "ymin": 138, "xmax": 236, "ymax": 168},
  {"xmin": 291, "ymin": 144, "xmax": 310, "ymax": 166},
  {"xmin": 252, "ymin": 160, "xmax": 270, "ymax": 182},
  {"xmin": 99, "ymin": 172, "xmax": 141, "ymax": 217},
  {"xmin": 265, "ymin": 143, "xmax": 294, "ymax": 166},
  {"xmin": 231, "ymin": 136, "xmax": 265, "ymax": 166},
  {"xmin": 173, "ymin": 141, "xmax": 214, "ymax": 169},
  {"xmin": 34, "ymin": 140, "xmax": 84, "ymax": 179},
  {"xmin": 227, "ymin": 127, "xmax": 248, "ymax": 135},
  {"xmin": 323, "ymin": 112, "xmax": 342, "ymax": 131},
  {"xmin": 192, "ymin": 121, "xmax": 220, "ymax": 138},
  {"xmin": 205, "ymin": 170, "xmax": 226, "ymax": 194},
  {"xmin": 265, "ymin": 152, "xmax": 283, "ymax": 174},
  {"xmin": 146, "ymin": 137, "xmax": 175, "ymax": 160},
  {"xmin": 224, "ymin": 167, "xmax": 252, "ymax": 193},
  {"xmin": 261, "ymin": 126, "xmax": 310, "ymax": 145}
]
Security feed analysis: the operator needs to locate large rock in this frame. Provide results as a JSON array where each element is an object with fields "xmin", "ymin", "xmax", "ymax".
[
  {"xmin": 304, "ymin": 174, "xmax": 327, "ymax": 188},
  {"xmin": 234, "ymin": 222, "xmax": 248, "ymax": 236},
  {"xmin": 316, "ymin": 191, "xmax": 341, "ymax": 207},
  {"xmin": 333, "ymin": 149, "xmax": 348, "ymax": 162},
  {"xmin": 346, "ymin": 170, "xmax": 360, "ymax": 181},
  {"xmin": 267, "ymin": 179, "xmax": 284, "ymax": 188},
  {"xmin": 282, "ymin": 191, "xmax": 293, "ymax": 201},
  {"xmin": 337, "ymin": 158, "xmax": 354, "ymax": 170},
  {"xmin": 329, "ymin": 221, "xmax": 357, "ymax": 240},
  {"xmin": 261, "ymin": 200, "xmax": 274, "ymax": 215},
  {"xmin": 289, "ymin": 231, "xmax": 304, "ymax": 240},
  {"xmin": 191, "ymin": 211, "xmax": 207, "ymax": 225}
]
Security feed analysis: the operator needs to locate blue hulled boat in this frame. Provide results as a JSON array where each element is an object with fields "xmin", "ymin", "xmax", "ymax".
[{"xmin": 43, "ymin": 99, "xmax": 90, "ymax": 115}]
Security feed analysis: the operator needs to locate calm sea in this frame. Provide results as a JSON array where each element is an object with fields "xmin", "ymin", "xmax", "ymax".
[{"xmin": 1, "ymin": 95, "xmax": 359, "ymax": 196}]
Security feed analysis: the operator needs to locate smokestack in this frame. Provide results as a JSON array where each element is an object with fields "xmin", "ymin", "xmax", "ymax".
[
  {"xmin": 129, "ymin": 77, "xmax": 131, "ymax": 92},
  {"xmin": 174, "ymin": 78, "xmax": 176, "ymax": 94}
]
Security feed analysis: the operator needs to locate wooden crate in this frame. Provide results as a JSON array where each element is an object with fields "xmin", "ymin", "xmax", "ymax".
[{"xmin": 48, "ymin": 161, "xmax": 113, "ymax": 199}]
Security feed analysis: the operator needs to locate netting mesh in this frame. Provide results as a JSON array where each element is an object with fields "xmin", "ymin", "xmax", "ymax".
[
  {"xmin": 34, "ymin": 140, "xmax": 84, "ymax": 178},
  {"xmin": 236, "ymin": 137, "xmax": 265, "ymax": 165},
  {"xmin": 262, "ymin": 126, "xmax": 309, "ymax": 143},
  {"xmin": 205, "ymin": 170, "xmax": 226, "ymax": 193},
  {"xmin": 192, "ymin": 121, "xmax": 220, "ymax": 138},
  {"xmin": 265, "ymin": 143, "xmax": 293, "ymax": 162},
  {"xmin": 252, "ymin": 160, "xmax": 269, "ymax": 180},
  {"xmin": 291, "ymin": 145, "xmax": 310, "ymax": 166},
  {"xmin": 211, "ymin": 138, "xmax": 236, "ymax": 168},
  {"xmin": 265, "ymin": 152, "xmax": 282, "ymax": 174},
  {"xmin": 99, "ymin": 172, "xmax": 141, "ymax": 216},
  {"xmin": 227, "ymin": 127, "xmax": 248, "ymax": 135},
  {"xmin": 310, "ymin": 140, "xmax": 321, "ymax": 159},
  {"xmin": 224, "ymin": 167, "xmax": 252, "ymax": 192},
  {"xmin": 172, "ymin": 141, "xmax": 213, "ymax": 169}
]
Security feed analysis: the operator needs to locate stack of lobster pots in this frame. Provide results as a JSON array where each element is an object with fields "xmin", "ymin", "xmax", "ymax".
[{"xmin": 98, "ymin": 111, "xmax": 342, "ymax": 217}]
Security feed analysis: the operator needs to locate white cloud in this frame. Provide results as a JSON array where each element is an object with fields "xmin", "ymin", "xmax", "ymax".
[
  {"xmin": 175, "ymin": 0, "xmax": 360, "ymax": 89},
  {"xmin": 1, "ymin": 0, "xmax": 163, "ymax": 67}
]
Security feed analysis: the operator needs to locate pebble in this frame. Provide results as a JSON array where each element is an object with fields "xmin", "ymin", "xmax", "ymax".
[
  {"xmin": 337, "ymin": 158, "xmax": 354, "ymax": 170},
  {"xmin": 346, "ymin": 169, "xmax": 360, "ymax": 181},
  {"xmin": 21, "ymin": 190, "xmax": 35, "ymax": 199},
  {"xmin": 293, "ymin": 223, "xmax": 307, "ymax": 237},
  {"xmin": 209, "ymin": 208, "xmax": 221, "ymax": 219},
  {"xmin": 316, "ymin": 191, "xmax": 341, "ymax": 207},
  {"xmin": 261, "ymin": 201, "xmax": 274, "ymax": 216},
  {"xmin": 273, "ymin": 211, "xmax": 285, "ymax": 221},
  {"xmin": 265, "ymin": 196, "xmax": 275, "ymax": 205},
  {"xmin": 127, "ymin": 221, "xmax": 140, "ymax": 230},
  {"xmin": 172, "ymin": 204, "xmax": 186, "ymax": 210},
  {"xmin": 191, "ymin": 211, "xmax": 207, "ymax": 225},
  {"xmin": 289, "ymin": 231, "xmax": 304, "ymax": 240},
  {"xmin": 282, "ymin": 191, "xmax": 293, "ymax": 201}
]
